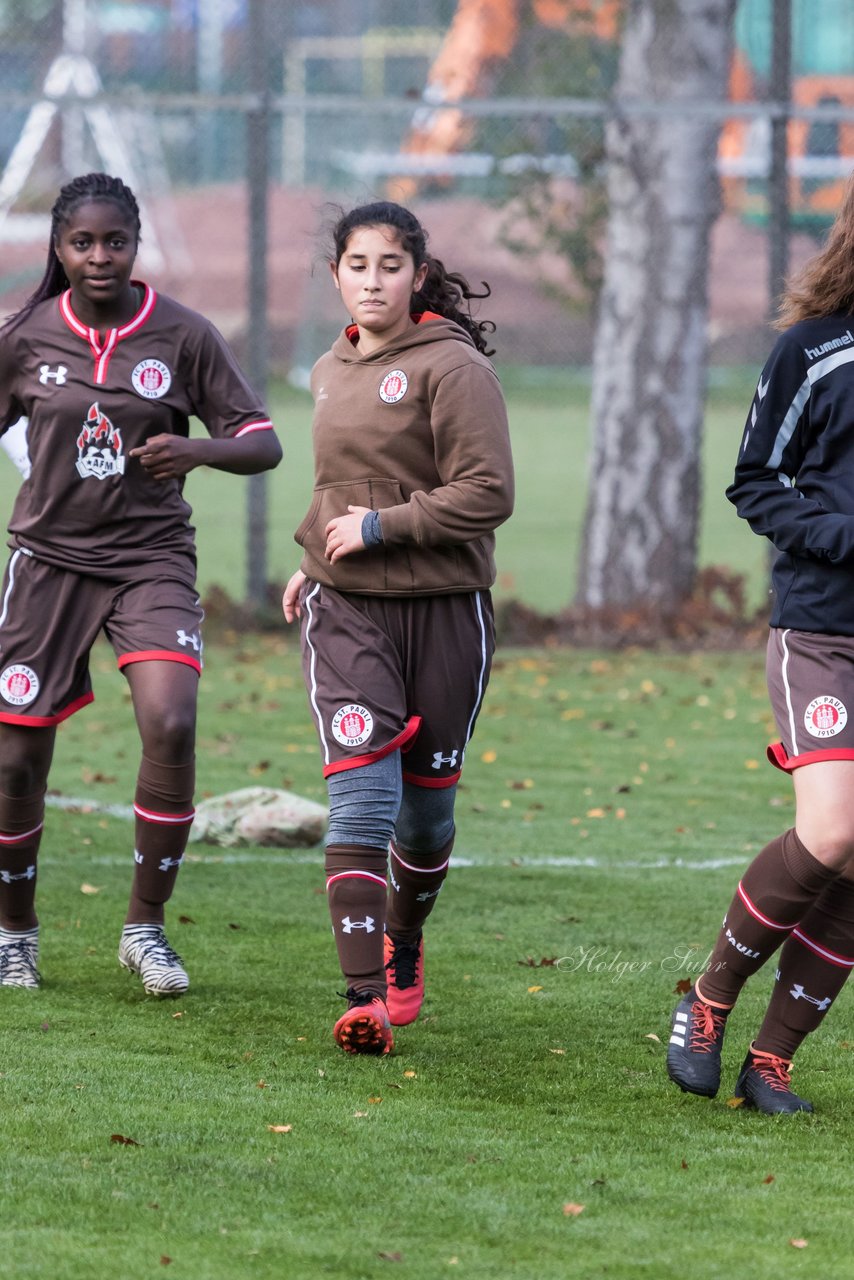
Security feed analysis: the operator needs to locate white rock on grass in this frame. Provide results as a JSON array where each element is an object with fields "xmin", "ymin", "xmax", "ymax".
[{"xmin": 190, "ymin": 786, "xmax": 327, "ymax": 849}]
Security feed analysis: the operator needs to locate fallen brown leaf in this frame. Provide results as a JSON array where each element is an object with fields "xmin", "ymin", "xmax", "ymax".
[
  {"xmin": 763, "ymin": 1174, "xmax": 775, "ymax": 1185},
  {"xmin": 81, "ymin": 769, "xmax": 117, "ymax": 784},
  {"xmin": 80, "ymin": 883, "xmax": 101, "ymax": 895},
  {"xmin": 110, "ymin": 1134, "xmax": 140, "ymax": 1146},
  {"xmin": 674, "ymin": 978, "xmax": 692, "ymax": 995},
  {"xmin": 378, "ymin": 1252, "xmax": 403, "ymax": 1263},
  {"xmin": 267, "ymin": 1124, "xmax": 293, "ymax": 1133},
  {"xmin": 789, "ymin": 1239, "xmax": 808, "ymax": 1249},
  {"xmin": 562, "ymin": 1203, "xmax": 585, "ymax": 1217}
]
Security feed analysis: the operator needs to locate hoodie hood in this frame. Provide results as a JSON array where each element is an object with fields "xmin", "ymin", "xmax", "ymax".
[{"xmin": 330, "ymin": 312, "xmax": 478, "ymax": 365}]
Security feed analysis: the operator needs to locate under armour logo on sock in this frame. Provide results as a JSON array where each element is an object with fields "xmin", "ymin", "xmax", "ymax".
[
  {"xmin": 789, "ymin": 983, "xmax": 832, "ymax": 1011},
  {"xmin": 159, "ymin": 856, "xmax": 184, "ymax": 871},
  {"xmin": 0, "ymin": 865, "xmax": 35, "ymax": 883},
  {"xmin": 416, "ymin": 887, "xmax": 443, "ymax": 902},
  {"xmin": 341, "ymin": 915, "xmax": 375, "ymax": 934}
]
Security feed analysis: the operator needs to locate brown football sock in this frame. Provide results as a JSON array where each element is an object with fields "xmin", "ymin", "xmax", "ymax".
[
  {"xmin": 0, "ymin": 791, "xmax": 45, "ymax": 930},
  {"xmin": 699, "ymin": 828, "xmax": 838, "ymax": 1006},
  {"xmin": 386, "ymin": 835, "xmax": 454, "ymax": 942},
  {"xmin": 326, "ymin": 843, "xmax": 389, "ymax": 999},
  {"xmin": 753, "ymin": 874, "xmax": 854, "ymax": 1060},
  {"xmin": 125, "ymin": 756, "xmax": 195, "ymax": 925}
]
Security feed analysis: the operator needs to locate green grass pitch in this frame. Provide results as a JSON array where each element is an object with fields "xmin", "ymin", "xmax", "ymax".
[
  {"xmin": 2, "ymin": 638, "xmax": 852, "ymax": 1279},
  {"xmin": 0, "ymin": 371, "xmax": 840, "ymax": 1278}
]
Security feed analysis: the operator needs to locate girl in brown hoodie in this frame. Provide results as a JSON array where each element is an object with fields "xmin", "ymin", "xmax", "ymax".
[{"xmin": 283, "ymin": 201, "xmax": 514, "ymax": 1056}]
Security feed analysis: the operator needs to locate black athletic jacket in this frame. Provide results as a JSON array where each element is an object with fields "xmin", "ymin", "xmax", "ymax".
[{"xmin": 727, "ymin": 312, "xmax": 854, "ymax": 634}]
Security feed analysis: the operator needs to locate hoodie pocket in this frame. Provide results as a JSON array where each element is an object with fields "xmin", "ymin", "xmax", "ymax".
[{"xmin": 294, "ymin": 477, "xmax": 406, "ymax": 547}]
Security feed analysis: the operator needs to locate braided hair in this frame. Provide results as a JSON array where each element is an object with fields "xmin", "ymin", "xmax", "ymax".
[
  {"xmin": 2, "ymin": 172, "xmax": 141, "ymax": 334},
  {"xmin": 329, "ymin": 201, "xmax": 496, "ymax": 356}
]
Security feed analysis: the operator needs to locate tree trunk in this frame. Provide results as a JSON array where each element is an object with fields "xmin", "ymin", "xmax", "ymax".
[{"xmin": 576, "ymin": 0, "xmax": 736, "ymax": 611}]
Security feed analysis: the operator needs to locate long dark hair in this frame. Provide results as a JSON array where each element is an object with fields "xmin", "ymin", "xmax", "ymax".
[
  {"xmin": 328, "ymin": 200, "xmax": 496, "ymax": 356},
  {"xmin": 776, "ymin": 170, "xmax": 854, "ymax": 329},
  {"xmin": 1, "ymin": 172, "xmax": 141, "ymax": 335}
]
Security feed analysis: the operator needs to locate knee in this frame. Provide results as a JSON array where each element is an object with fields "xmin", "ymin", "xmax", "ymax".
[
  {"xmin": 395, "ymin": 785, "xmax": 456, "ymax": 853},
  {"xmin": 326, "ymin": 757, "xmax": 401, "ymax": 848},
  {"xmin": 0, "ymin": 759, "xmax": 44, "ymax": 796},
  {"xmin": 140, "ymin": 707, "xmax": 196, "ymax": 763},
  {"xmin": 799, "ymin": 826, "xmax": 854, "ymax": 871},
  {"xmin": 0, "ymin": 733, "xmax": 52, "ymax": 796}
]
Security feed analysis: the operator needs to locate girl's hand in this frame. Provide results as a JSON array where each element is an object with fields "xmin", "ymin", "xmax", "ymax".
[
  {"xmin": 324, "ymin": 505, "xmax": 371, "ymax": 563},
  {"xmin": 282, "ymin": 569, "xmax": 307, "ymax": 622},
  {"xmin": 129, "ymin": 433, "xmax": 198, "ymax": 480}
]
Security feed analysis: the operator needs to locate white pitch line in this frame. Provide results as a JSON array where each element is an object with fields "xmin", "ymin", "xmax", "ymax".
[{"xmin": 42, "ymin": 795, "xmax": 746, "ymax": 871}]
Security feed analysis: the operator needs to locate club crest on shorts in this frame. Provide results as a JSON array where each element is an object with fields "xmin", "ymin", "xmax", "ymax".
[
  {"xmin": 378, "ymin": 369, "xmax": 408, "ymax": 404},
  {"xmin": 0, "ymin": 663, "xmax": 39, "ymax": 706},
  {"xmin": 331, "ymin": 703, "xmax": 374, "ymax": 747},
  {"xmin": 131, "ymin": 358, "xmax": 172, "ymax": 400},
  {"xmin": 804, "ymin": 695, "xmax": 848, "ymax": 738},
  {"xmin": 76, "ymin": 403, "xmax": 125, "ymax": 479}
]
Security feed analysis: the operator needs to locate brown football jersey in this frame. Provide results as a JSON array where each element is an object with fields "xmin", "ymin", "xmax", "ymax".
[{"xmin": 0, "ymin": 284, "xmax": 273, "ymax": 583}]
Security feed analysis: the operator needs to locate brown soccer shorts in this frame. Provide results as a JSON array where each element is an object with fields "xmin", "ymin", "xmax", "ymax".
[
  {"xmin": 0, "ymin": 550, "xmax": 203, "ymax": 725},
  {"xmin": 766, "ymin": 626, "xmax": 854, "ymax": 771},
  {"xmin": 299, "ymin": 580, "xmax": 494, "ymax": 786}
]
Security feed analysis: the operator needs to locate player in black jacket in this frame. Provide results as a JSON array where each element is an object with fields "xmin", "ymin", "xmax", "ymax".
[{"xmin": 667, "ymin": 173, "xmax": 854, "ymax": 1113}]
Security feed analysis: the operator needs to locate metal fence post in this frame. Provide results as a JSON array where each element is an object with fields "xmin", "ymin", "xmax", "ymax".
[
  {"xmin": 768, "ymin": 0, "xmax": 792, "ymax": 318},
  {"xmin": 245, "ymin": 0, "xmax": 271, "ymax": 611}
]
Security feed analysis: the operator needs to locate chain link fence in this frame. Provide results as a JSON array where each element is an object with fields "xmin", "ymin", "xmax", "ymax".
[{"xmin": 1, "ymin": 0, "xmax": 854, "ymax": 375}]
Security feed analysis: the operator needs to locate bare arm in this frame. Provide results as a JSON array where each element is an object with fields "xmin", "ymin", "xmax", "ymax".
[{"xmin": 129, "ymin": 429, "xmax": 282, "ymax": 481}]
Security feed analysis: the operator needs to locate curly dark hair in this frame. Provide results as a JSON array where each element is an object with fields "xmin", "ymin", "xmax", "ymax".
[
  {"xmin": 2, "ymin": 172, "xmax": 141, "ymax": 334},
  {"xmin": 327, "ymin": 200, "xmax": 496, "ymax": 356}
]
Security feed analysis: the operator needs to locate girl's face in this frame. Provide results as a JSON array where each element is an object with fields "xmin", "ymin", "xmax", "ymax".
[
  {"xmin": 332, "ymin": 225, "xmax": 428, "ymax": 354},
  {"xmin": 53, "ymin": 199, "xmax": 138, "ymax": 321}
]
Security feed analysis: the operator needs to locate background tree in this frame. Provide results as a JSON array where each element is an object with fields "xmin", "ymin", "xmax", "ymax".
[{"xmin": 576, "ymin": 0, "xmax": 737, "ymax": 613}]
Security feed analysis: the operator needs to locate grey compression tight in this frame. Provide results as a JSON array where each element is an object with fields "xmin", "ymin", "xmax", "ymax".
[{"xmin": 325, "ymin": 752, "xmax": 456, "ymax": 852}]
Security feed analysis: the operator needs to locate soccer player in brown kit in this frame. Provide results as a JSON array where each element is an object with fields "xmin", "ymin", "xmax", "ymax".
[
  {"xmin": 282, "ymin": 201, "xmax": 514, "ymax": 1055},
  {"xmin": 0, "ymin": 172, "xmax": 281, "ymax": 994},
  {"xmin": 667, "ymin": 172, "xmax": 854, "ymax": 1113}
]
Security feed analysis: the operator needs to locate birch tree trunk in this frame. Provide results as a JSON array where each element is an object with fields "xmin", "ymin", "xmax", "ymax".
[{"xmin": 576, "ymin": 0, "xmax": 736, "ymax": 611}]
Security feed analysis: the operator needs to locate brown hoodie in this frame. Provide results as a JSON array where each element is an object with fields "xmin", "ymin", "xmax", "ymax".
[{"xmin": 295, "ymin": 313, "xmax": 514, "ymax": 596}]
